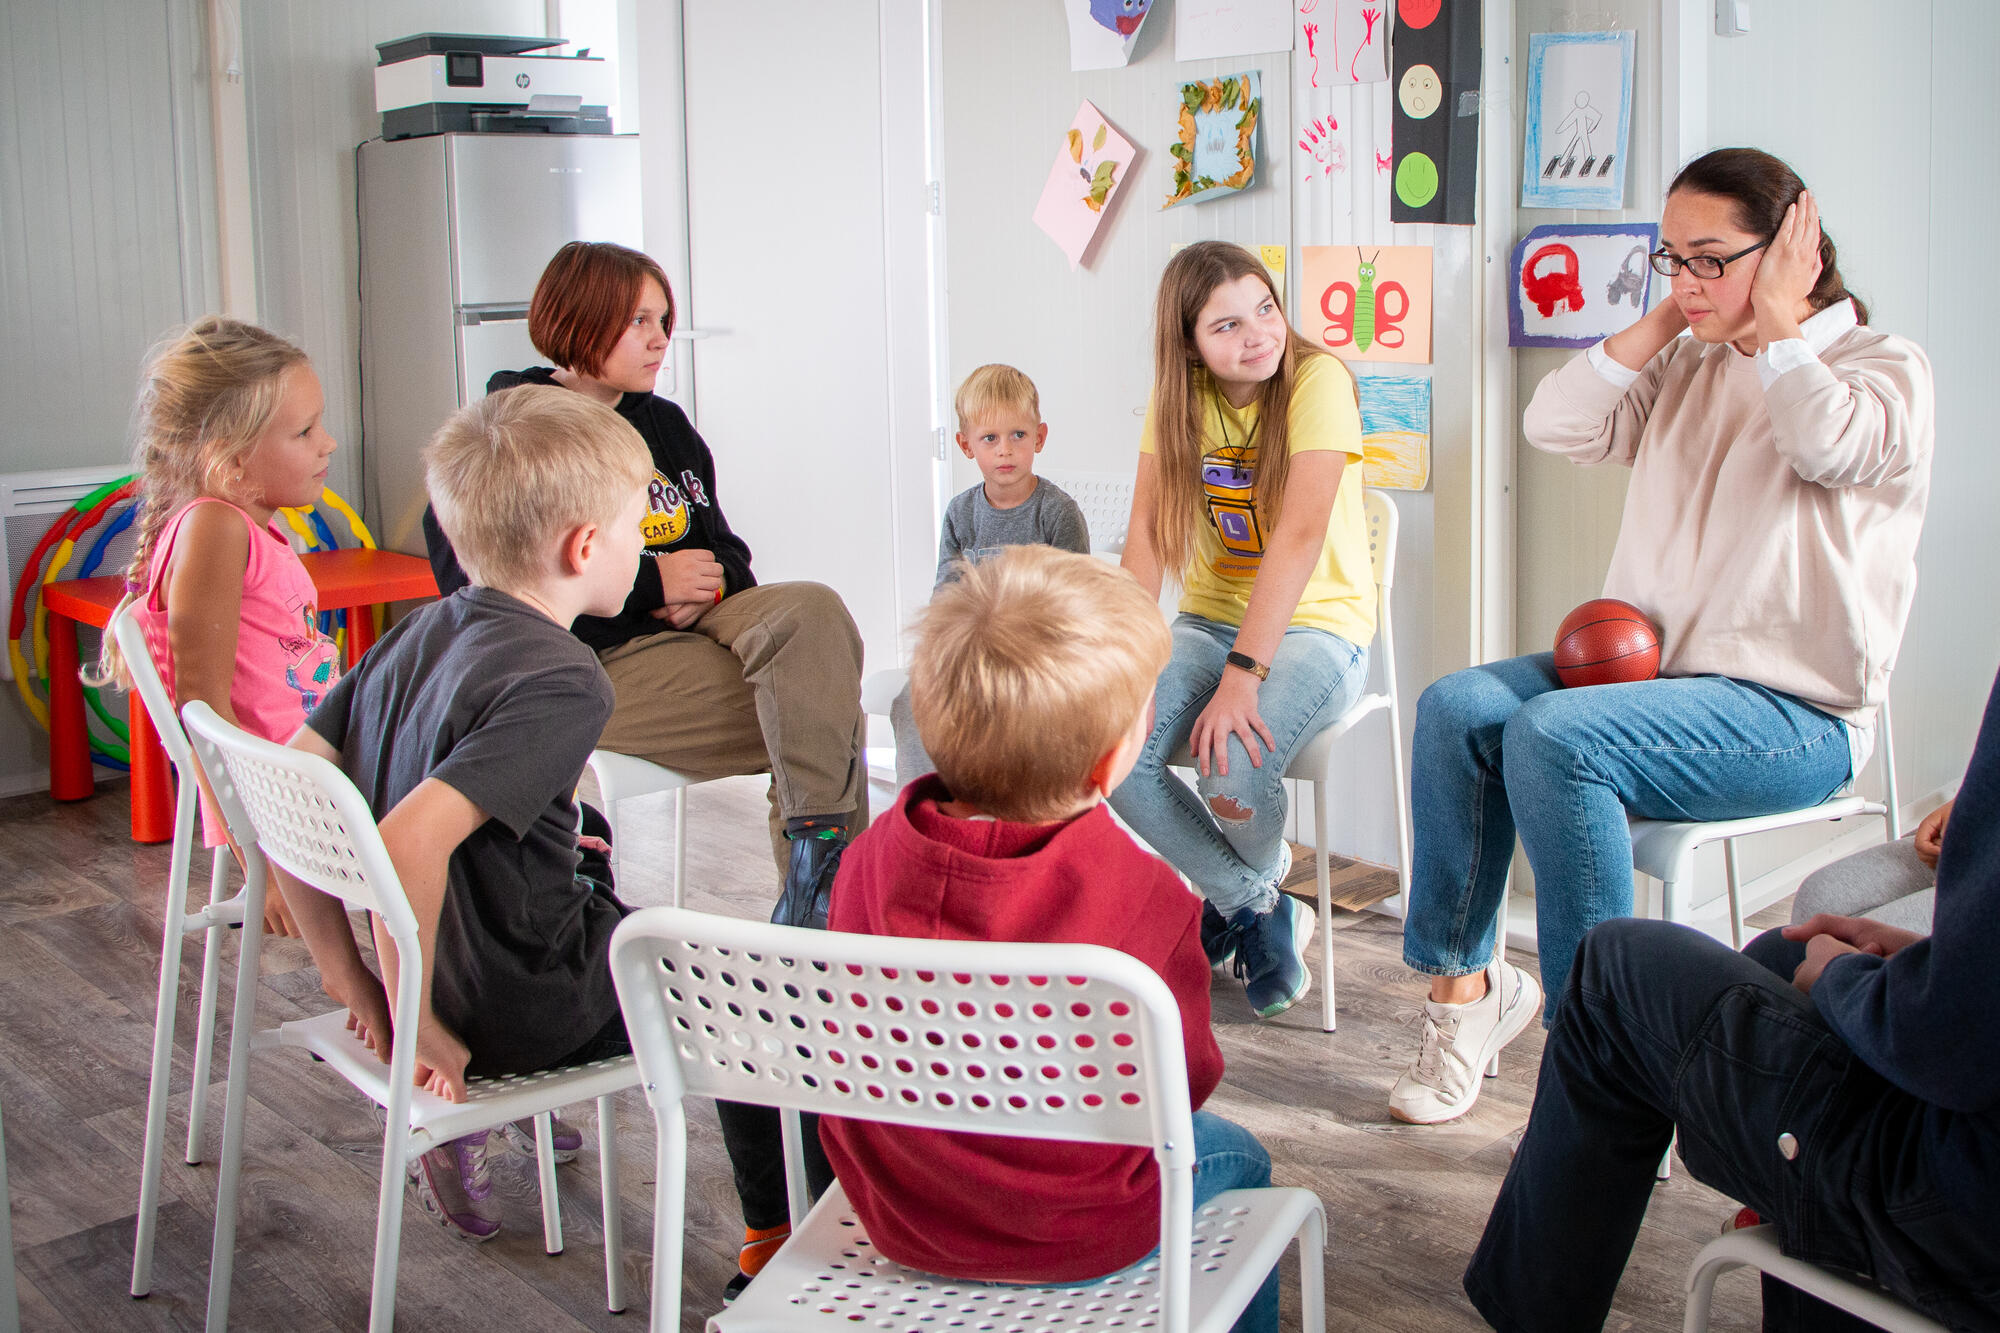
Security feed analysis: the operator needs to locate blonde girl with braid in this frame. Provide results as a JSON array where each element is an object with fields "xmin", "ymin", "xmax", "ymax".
[
  {"xmin": 94, "ymin": 317, "xmax": 341, "ymax": 939},
  {"xmin": 1110, "ymin": 241, "xmax": 1376, "ymax": 1020}
]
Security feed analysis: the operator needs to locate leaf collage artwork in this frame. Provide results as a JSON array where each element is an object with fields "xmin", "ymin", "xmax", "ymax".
[
  {"xmin": 1164, "ymin": 72, "xmax": 1262, "ymax": 208},
  {"xmin": 1033, "ymin": 100, "xmax": 1139, "ymax": 268}
]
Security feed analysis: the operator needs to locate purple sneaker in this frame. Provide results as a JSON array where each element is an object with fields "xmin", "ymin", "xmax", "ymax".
[
  {"xmin": 501, "ymin": 1115, "xmax": 583, "ymax": 1165},
  {"xmin": 406, "ymin": 1130, "xmax": 501, "ymax": 1241}
]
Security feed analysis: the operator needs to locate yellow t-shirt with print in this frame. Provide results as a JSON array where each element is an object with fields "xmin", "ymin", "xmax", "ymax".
[{"xmin": 1139, "ymin": 353, "xmax": 1376, "ymax": 644}]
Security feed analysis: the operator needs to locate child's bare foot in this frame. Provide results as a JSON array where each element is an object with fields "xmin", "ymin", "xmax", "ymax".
[
  {"xmin": 415, "ymin": 1019, "xmax": 472, "ymax": 1103},
  {"xmin": 262, "ymin": 885, "xmax": 303, "ymax": 938},
  {"xmin": 329, "ymin": 968, "xmax": 394, "ymax": 1062}
]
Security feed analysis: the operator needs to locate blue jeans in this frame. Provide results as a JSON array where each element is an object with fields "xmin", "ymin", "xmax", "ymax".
[
  {"xmin": 1031, "ymin": 1111, "xmax": 1279, "ymax": 1332},
  {"xmin": 1402, "ymin": 653, "xmax": 1851, "ymax": 1015},
  {"xmin": 1465, "ymin": 920, "xmax": 2000, "ymax": 1332},
  {"xmin": 1111, "ymin": 615, "xmax": 1367, "ymax": 916}
]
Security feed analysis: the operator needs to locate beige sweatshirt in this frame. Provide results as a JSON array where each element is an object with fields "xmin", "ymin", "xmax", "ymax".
[{"xmin": 1523, "ymin": 300, "xmax": 1933, "ymax": 755}]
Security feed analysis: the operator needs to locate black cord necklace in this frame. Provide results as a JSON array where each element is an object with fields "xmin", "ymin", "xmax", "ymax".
[{"xmin": 1211, "ymin": 391, "xmax": 1260, "ymax": 464}]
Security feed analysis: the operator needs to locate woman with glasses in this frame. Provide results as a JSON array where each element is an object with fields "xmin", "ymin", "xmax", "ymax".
[{"xmin": 1385, "ymin": 147, "xmax": 1934, "ymax": 1127}]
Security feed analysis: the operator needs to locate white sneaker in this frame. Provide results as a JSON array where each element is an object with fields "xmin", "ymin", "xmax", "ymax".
[{"xmin": 1388, "ymin": 957, "xmax": 1542, "ymax": 1124}]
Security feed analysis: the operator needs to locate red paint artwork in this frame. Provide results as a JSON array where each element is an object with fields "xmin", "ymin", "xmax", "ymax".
[{"xmin": 1522, "ymin": 243, "xmax": 1585, "ymax": 318}]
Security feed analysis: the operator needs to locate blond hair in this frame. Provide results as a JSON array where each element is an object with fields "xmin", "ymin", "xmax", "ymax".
[
  {"xmin": 93, "ymin": 317, "xmax": 311, "ymax": 688},
  {"xmin": 1143, "ymin": 241, "xmax": 1347, "ymax": 580},
  {"xmin": 426, "ymin": 385, "xmax": 652, "ymax": 590},
  {"xmin": 954, "ymin": 363, "xmax": 1041, "ymax": 432},
  {"xmin": 911, "ymin": 545, "xmax": 1169, "ymax": 822}
]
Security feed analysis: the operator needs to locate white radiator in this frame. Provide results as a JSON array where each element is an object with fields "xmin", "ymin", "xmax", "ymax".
[{"xmin": 1, "ymin": 465, "xmax": 135, "ymax": 681}]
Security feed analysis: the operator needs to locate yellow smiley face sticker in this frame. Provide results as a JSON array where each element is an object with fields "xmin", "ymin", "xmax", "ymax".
[{"xmin": 1398, "ymin": 63, "xmax": 1442, "ymax": 119}]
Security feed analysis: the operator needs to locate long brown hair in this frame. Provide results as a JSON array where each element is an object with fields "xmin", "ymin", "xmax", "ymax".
[
  {"xmin": 90, "ymin": 317, "xmax": 309, "ymax": 687},
  {"xmin": 1669, "ymin": 148, "xmax": 1870, "ymax": 325},
  {"xmin": 1142, "ymin": 241, "xmax": 1340, "ymax": 581}
]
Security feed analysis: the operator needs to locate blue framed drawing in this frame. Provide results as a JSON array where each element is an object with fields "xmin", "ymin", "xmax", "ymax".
[{"xmin": 1521, "ymin": 30, "xmax": 1634, "ymax": 210}]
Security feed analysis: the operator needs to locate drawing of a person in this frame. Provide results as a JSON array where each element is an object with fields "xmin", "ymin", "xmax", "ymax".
[{"xmin": 1547, "ymin": 91, "xmax": 1603, "ymax": 179}]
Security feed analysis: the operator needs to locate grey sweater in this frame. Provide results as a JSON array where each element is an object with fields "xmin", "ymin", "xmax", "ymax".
[{"xmin": 933, "ymin": 477, "xmax": 1091, "ymax": 587}]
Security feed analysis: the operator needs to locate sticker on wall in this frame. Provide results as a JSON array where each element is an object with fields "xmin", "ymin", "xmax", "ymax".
[
  {"xmin": 1169, "ymin": 242, "xmax": 1287, "ymax": 292},
  {"xmin": 1301, "ymin": 245, "xmax": 1432, "ymax": 364},
  {"xmin": 1520, "ymin": 30, "xmax": 1634, "ymax": 210},
  {"xmin": 1295, "ymin": 0, "xmax": 1390, "ymax": 87},
  {"xmin": 1064, "ymin": 0, "xmax": 1157, "ymax": 71},
  {"xmin": 1508, "ymin": 223, "xmax": 1658, "ymax": 347},
  {"xmin": 1164, "ymin": 72, "xmax": 1261, "ymax": 209},
  {"xmin": 1176, "ymin": 0, "xmax": 1293, "ymax": 61},
  {"xmin": 1354, "ymin": 370, "xmax": 1431, "ymax": 491},
  {"xmin": 1033, "ymin": 101, "xmax": 1139, "ymax": 269},
  {"xmin": 1389, "ymin": 0, "xmax": 1480, "ymax": 224}
]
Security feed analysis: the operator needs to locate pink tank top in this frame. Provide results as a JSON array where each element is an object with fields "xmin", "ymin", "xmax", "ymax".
[{"xmin": 135, "ymin": 499, "xmax": 342, "ymax": 844}]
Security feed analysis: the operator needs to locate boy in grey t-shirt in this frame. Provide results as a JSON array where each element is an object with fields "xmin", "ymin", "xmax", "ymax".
[{"xmin": 894, "ymin": 365, "xmax": 1091, "ymax": 787}]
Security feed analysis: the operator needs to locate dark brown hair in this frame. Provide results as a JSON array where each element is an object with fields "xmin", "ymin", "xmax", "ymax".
[
  {"xmin": 527, "ymin": 241, "xmax": 676, "ymax": 377},
  {"xmin": 1668, "ymin": 148, "xmax": 1869, "ymax": 325}
]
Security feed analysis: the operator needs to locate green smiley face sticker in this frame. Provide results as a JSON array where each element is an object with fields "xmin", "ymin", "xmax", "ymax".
[{"xmin": 1395, "ymin": 151, "xmax": 1439, "ymax": 207}]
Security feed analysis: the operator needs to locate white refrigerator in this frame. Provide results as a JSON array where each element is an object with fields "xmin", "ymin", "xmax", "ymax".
[{"xmin": 358, "ymin": 132, "xmax": 642, "ymax": 554}]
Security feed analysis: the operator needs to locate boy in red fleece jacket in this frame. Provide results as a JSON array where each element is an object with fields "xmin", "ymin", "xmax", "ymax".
[{"xmin": 820, "ymin": 544, "xmax": 1279, "ymax": 1332}]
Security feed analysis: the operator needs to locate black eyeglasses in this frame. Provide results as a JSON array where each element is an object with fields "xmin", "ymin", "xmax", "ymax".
[{"xmin": 1648, "ymin": 240, "xmax": 1769, "ymax": 279}]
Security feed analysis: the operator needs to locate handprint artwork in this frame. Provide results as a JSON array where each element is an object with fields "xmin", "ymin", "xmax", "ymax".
[{"xmin": 1298, "ymin": 116, "xmax": 1347, "ymax": 181}]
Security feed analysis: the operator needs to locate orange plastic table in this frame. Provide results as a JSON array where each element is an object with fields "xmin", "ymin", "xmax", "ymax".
[{"xmin": 41, "ymin": 548, "xmax": 438, "ymax": 842}]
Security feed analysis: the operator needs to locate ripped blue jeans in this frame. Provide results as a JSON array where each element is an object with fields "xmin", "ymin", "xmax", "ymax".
[{"xmin": 1110, "ymin": 614, "xmax": 1366, "ymax": 916}]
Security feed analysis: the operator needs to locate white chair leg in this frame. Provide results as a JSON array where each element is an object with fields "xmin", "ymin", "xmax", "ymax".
[
  {"xmin": 672, "ymin": 788, "xmax": 687, "ymax": 910},
  {"xmin": 779, "ymin": 1107, "xmax": 812, "ymax": 1227},
  {"xmin": 1485, "ymin": 893, "xmax": 1508, "ymax": 1079},
  {"xmin": 1682, "ymin": 1243, "xmax": 1725, "ymax": 1333},
  {"xmin": 1658, "ymin": 1132, "xmax": 1675, "ymax": 1182},
  {"xmin": 1298, "ymin": 1200, "xmax": 1328, "ymax": 1333},
  {"xmin": 133, "ymin": 792, "xmax": 200, "ymax": 1297},
  {"xmin": 1314, "ymin": 779, "xmax": 1335, "ymax": 1033},
  {"xmin": 1723, "ymin": 841, "xmax": 1747, "ymax": 950},
  {"xmin": 651, "ymin": 1111, "xmax": 688, "ymax": 1333},
  {"xmin": 367, "ymin": 1094, "xmax": 413, "ymax": 1333},
  {"xmin": 1660, "ymin": 876, "xmax": 1685, "ymax": 926},
  {"xmin": 203, "ymin": 868, "xmax": 269, "ymax": 1333},
  {"xmin": 0, "ymin": 1101, "xmax": 16, "ymax": 1333},
  {"xmin": 597, "ymin": 1094, "xmax": 625, "ymax": 1313},
  {"xmin": 185, "ymin": 848, "xmax": 233, "ymax": 1163},
  {"xmin": 536, "ymin": 1110, "xmax": 563, "ymax": 1255}
]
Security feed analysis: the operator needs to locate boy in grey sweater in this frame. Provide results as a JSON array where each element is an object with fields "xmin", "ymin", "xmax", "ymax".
[{"xmin": 893, "ymin": 364, "xmax": 1090, "ymax": 786}]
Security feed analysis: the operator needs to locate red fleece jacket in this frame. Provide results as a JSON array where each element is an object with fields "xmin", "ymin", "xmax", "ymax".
[{"xmin": 819, "ymin": 777, "xmax": 1224, "ymax": 1283}]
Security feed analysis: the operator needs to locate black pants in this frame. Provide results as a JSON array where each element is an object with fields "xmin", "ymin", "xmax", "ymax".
[
  {"xmin": 566, "ymin": 803, "xmax": 834, "ymax": 1232},
  {"xmin": 1464, "ymin": 918, "xmax": 1999, "ymax": 1332}
]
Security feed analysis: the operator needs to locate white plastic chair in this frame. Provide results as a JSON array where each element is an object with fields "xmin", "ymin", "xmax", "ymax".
[
  {"xmin": 1171, "ymin": 489, "xmax": 1412, "ymax": 1033},
  {"xmin": 585, "ymin": 749, "xmax": 713, "ymax": 907},
  {"xmin": 1038, "ymin": 468, "xmax": 1135, "ymax": 557},
  {"xmin": 1630, "ymin": 697, "xmax": 1901, "ymax": 949},
  {"xmin": 181, "ymin": 702, "xmax": 639, "ymax": 1332},
  {"xmin": 1684, "ymin": 1225, "xmax": 1946, "ymax": 1333},
  {"xmin": 609, "ymin": 907, "xmax": 1328, "ymax": 1333},
  {"xmin": 0, "ymin": 1097, "xmax": 17, "ymax": 1333},
  {"xmin": 110, "ymin": 608, "xmax": 249, "ymax": 1298}
]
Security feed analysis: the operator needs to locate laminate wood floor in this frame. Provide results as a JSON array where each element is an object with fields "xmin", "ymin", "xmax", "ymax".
[{"xmin": 0, "ymin": 773, "xmax": 1768, "ymax": 1331}]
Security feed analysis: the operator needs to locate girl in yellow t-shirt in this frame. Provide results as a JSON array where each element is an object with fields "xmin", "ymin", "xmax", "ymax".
[{"xmin": 1112, "ymin": 241, "xmax": 1376, "ymax": 1020}]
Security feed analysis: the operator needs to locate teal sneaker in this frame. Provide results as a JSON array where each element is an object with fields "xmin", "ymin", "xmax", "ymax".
[{"xmin": 1230, "ymin": 894, "xmax": 1315, "ymax": 1018}]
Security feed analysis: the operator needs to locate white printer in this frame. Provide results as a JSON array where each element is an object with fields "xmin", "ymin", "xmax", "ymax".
[{"xmin": 373, "ymin": 33, "xmax": 616, "ymax": 139}]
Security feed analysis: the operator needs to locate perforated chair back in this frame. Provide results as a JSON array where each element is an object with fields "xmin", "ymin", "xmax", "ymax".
[
  {"xmin": 611, "ymin": 907, "xmax": 1254, "ymax": 1332},
  {"xmin": 1039, "ymin": 469, "xmax": 1135, "ymax": 555},
  {"xmin": 1363, "ymin": 487, "xmax": 1399, "ymax": 591},
  {"xmin": 180, "ymin": 701, "xmax": 422, "ymax": 951},
  {"xmin": 612, "ymin": 908, "xmax": 1192, "ymax": 1150}
]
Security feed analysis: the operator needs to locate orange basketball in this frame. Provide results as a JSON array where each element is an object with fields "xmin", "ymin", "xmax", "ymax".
[{"xmin": 1553, "ymin": 598, "xmax": 1660, "ymax": 688}]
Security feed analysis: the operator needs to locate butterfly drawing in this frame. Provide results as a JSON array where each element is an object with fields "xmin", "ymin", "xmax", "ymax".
[{"xmin": 1318, "ymin": 249, "xmax": 1408, "ymax": 354}]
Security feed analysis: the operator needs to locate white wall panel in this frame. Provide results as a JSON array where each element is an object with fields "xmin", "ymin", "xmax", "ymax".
[{"xmin": 240, "ymin": 0, "xmax": 547, "ymax": 511}]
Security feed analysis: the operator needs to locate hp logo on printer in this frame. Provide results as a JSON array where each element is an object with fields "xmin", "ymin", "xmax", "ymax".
[{"xmin": 515, "ymin": 73, "xmax": 531, "ymax": 88}]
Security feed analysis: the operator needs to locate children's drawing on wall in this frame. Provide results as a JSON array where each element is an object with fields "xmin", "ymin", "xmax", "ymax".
[
  {"xmin": 1354, "ymin": 371, "xmax": 1431, "ymax": 490},
  {"xmin": 1388, "ymin": 0, "xmax": 1481, "ymax": 224},
  {"xmin": 1507, "ymin": 222, "xmax": 1657, "ymax": 347},
  {"xmin": 1164, "ymin": 72, "xmax": 1261, "ymax": 208},
  {"xmin": 1298, "ymin": 113, "xmax": 1347, "ymax": 181},
  {"xmin": 1170, "ymin": 242, "xmax": 1286, "ymax": 292},
  {"xmin": 1064, "ymin": 0, "xmax": 1155, "ymax": 71},
  {"xmin": 1033, "ymin": 101, "xmax": 1138, "ymax": 268},
  {"xmin": 1301, "ymin": 244, "xmax": 1433, "ymax": 364},
  {"xmin": 1296, "ymin": 0, "xmax": 1390, "ymax": 87},
  {"xmin": 1520, "ymin": 30, "xmax": 1634, "ymax": 210},
  {"xmin": 1177, "ymin": 0, "xmax": 1293, "ymax": 60}
]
